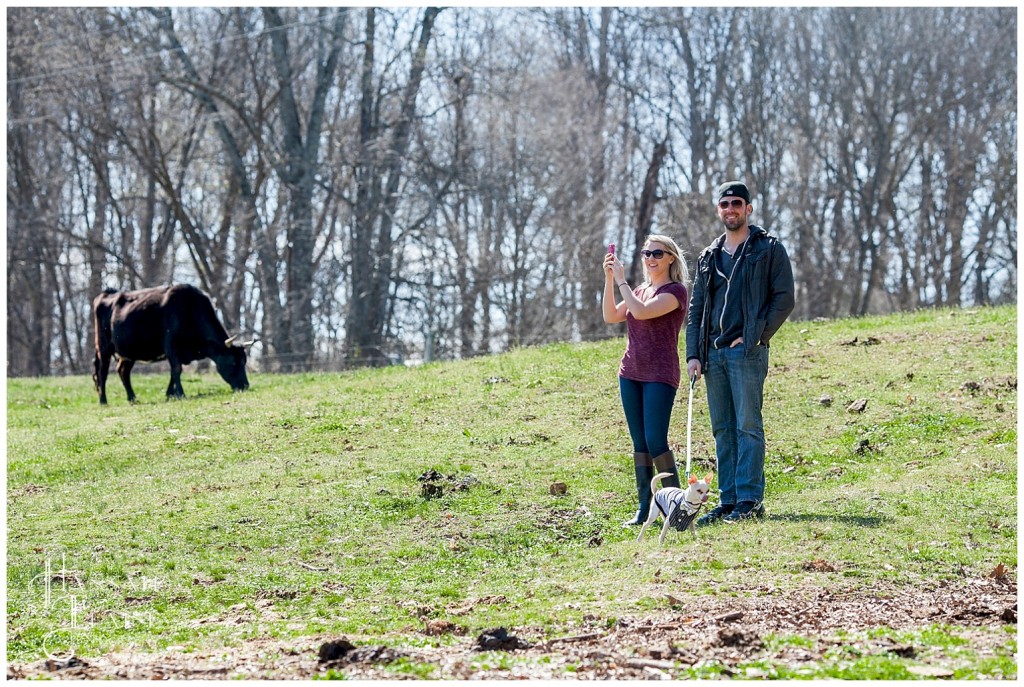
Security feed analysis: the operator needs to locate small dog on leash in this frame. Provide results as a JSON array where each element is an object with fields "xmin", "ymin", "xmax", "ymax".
[{"xmin": 636, "ymin": 471, "xmax": 714, "ymax": 544}]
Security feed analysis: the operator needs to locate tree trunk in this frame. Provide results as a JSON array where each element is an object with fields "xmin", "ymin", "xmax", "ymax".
[
  {"xmin": 263, "ymin": 7, "xmax": 348, "ymax": 370},
  {"xmin": 348, "ymin": 8, "xmax": 441, "ymax": 366},
  {"xmin": 631, "ymin": 138, "xmax": 668, "ymax": 284}
]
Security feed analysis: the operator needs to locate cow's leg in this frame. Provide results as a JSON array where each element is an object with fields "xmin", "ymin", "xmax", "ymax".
[
  {"xmin": 93, "ymin": 351, "xmax": 111, "ymax": 405},
  {"xmin": 166, "ymin": 357, "xmax": 185, "ymax": 400},
  {"xmin": 116, "ymin": 358, "xmax": 137, "ymax": 403}
]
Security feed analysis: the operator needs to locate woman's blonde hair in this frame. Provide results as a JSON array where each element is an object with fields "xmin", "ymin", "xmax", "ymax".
[{"xmin": 642, "ymin": 234, "xmax": 689, "ymax": 286}]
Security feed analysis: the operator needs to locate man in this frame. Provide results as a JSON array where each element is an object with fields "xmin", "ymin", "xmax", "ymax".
[{"xmin": 686, "ymin": 181, "xmax": 795, "ymax": 525}]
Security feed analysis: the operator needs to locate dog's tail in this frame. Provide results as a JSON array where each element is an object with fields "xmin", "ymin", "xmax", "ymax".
[{"xmin": 650, "ymin": 471, "xmax": 673, "ymax": 494}]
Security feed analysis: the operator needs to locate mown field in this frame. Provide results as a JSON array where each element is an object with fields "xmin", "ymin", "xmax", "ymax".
[{"xmin": 6, "ymin": 305, "xmax": 1017, "ymax": 679}]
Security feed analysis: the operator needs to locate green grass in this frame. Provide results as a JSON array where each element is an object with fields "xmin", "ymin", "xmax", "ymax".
[{"xmin": 6, "ymin": 305, "xmax": 1017, "ymax": 679}]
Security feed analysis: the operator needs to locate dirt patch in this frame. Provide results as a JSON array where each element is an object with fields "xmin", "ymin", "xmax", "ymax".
[
  {"xmin": 418, "ymin": 469, "xmax": 479, "ymax": 499},
  {"xmin": 8, "ymin": 578, "xmax": 1015, "ymax": 680},
  {"xmin": 475, "ymin": 627, "xmax": 532, "ymax": 651}
]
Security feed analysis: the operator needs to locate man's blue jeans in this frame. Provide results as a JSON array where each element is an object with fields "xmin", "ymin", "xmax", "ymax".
[
  {"xmin": 619, "ymin": 377, "xmax": 677, "ymax": 457},
  {"xmin": 704, "ymin": 344, "xmax": 769, "ymax": 504}
]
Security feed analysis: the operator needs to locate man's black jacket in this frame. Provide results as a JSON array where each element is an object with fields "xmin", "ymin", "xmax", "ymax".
[{"xmin": 685, "ymin": 224, "xmax": 795, "ymax": 367}]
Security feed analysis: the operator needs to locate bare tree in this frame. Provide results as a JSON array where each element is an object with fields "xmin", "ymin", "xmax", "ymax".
[
  {"xmin": 645, "ymin": 7, "xmax": 740, "ymax": 269},
  {"xmin": 147, "ymin": 8, "xmax": 279, "ymax": 349},
  {"xmin": 346, "ymin": 7, "xmax": 442, "ymax": 366},
  {"xmin": 260, "ymin": 8, "xmax": 348, "ymax": 370}
]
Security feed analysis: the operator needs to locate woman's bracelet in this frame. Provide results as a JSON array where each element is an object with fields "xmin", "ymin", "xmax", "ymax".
[{"xmin": 617, "ymin": 282, "xmax": 628, "ymax": 289}]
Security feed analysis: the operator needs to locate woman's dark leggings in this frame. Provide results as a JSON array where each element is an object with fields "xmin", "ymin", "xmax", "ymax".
[{"xmin": 619, "ymin": 377, "xmax": 677, "ymax": 457}]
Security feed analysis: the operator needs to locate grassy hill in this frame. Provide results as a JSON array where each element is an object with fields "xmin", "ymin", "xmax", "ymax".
[{"xmin": 6, "ymin": 305, "xmax": 1017, "ymax": 679}]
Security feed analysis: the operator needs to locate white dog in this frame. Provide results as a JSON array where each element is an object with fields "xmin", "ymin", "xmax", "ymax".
[{"xmin": 636, "ymin": 471, "xmax": 714, "ymax": 544}]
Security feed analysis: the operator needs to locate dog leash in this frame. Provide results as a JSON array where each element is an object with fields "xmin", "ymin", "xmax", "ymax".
[
  {"xmin": 685, "ymin": 374, "xmax": 696, "ymax": 481},
  {"xmin": 663, "ymin": 374, "xmax": 702, "ymax": 536}
]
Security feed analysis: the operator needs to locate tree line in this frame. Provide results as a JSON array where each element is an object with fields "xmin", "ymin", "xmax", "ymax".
[{"xmin": 7, "ymin": 7, "xmax": 1016, "ymax": 377}]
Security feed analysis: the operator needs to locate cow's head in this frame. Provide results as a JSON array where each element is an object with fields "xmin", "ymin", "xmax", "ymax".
[{"xmin": 213, "ymin": 339, "xmax": 250, "ymax": 392}]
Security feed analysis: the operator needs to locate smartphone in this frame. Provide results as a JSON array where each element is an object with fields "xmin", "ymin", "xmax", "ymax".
[{"xmin": 608, "ymin": 243, "xmax": 615, "ymax": 255}]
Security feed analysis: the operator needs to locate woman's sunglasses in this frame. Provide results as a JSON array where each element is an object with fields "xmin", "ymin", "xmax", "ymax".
[{"xmin": 641, "ymin": 249, "xmax": 669, "ymax": 259}]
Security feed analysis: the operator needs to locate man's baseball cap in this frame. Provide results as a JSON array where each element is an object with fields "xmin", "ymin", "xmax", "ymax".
[{"xmin": 716, "ymin": 181, "xmax": 750, "ymax": 204}]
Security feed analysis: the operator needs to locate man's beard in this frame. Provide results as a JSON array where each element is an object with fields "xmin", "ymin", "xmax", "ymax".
[{"xmin": 722, "ymin": 216, "xmax": 745, "ymax": 231}]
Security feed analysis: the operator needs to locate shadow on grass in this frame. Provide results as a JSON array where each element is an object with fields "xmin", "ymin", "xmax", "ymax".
[
  {"xmin": 765, "ymin": 513, "xmax": 891, "ymax": 527},
  {"xmin": 181, "ymin": 389, "xmax": 242, "ymax": 401}
]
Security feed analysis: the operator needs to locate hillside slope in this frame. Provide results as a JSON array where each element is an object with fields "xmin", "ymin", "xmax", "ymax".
[{"xmin": 6, "ymin": 305, "xmax": 1017, "ymax": 679}]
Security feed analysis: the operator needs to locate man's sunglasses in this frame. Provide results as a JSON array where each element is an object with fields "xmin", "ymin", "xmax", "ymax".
[
  {"xmin": 641, "ymin": 249, "xmax": 668, "ymax": 259},
  {"xmin": 718, "ymin": 199, "xmax": 746, "ymax": 209}
]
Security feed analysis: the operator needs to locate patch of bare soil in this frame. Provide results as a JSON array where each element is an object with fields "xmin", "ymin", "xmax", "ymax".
[{"xmin": 8, "ymin": 578, "xmax": 1015, "ymax": 680}]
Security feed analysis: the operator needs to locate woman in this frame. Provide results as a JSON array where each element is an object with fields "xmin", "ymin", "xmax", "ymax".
[{"xmin": 603, "ymin": 235, "xmax": 690, "ymax": 527}]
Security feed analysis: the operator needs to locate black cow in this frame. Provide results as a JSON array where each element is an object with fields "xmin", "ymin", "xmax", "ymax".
[{"xmin": 92, "ymin": 284, "xmax": 251, "ymax": 404}]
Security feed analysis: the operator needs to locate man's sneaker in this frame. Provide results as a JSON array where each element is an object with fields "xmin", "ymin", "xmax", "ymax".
[
  {"xmin": 722, "ymin": 501, "xmax": 765, "ymax": 524},
  {"xmin": 696, "ymin": 503, "xmax": 734, "ymax": 527}
]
